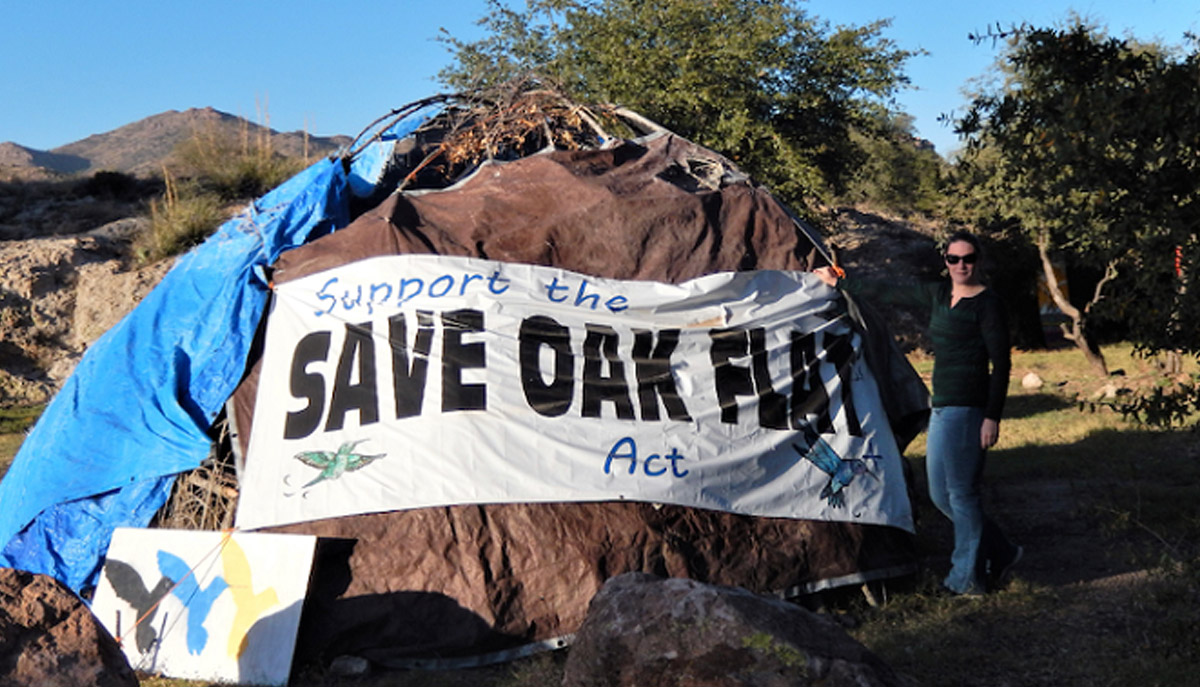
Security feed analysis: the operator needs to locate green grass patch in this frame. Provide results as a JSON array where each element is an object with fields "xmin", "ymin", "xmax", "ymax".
[{"xmin": 0, "ymin": 404, "xmax": 42, "ymax": 479}]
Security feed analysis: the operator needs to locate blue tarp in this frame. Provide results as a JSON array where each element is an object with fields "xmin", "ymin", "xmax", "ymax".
[{"xmin": 0, "ymin": 106, "xmax": 439, "ymax": 591}]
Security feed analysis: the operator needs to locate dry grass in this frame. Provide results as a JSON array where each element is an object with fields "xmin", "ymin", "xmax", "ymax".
[
  {"xmin": 173, "ymin": 119, "xmax": 304, "ymax": 201},
  {"xmin": 135, "ymin": 168, "xmax": 228, "ymax": 263},
  {"xmin": 134, "ymin": 653, "xmax": 561, "ymax": 687},
  {"xmin": 851, "ymin": 568, "xmax": 1200, "ymax": 687},
  {"xmin": 132, "ymin": 110, "xmax": 309, "ymax": 263}
]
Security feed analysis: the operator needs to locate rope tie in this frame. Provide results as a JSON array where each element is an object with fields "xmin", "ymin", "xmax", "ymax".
[{"xmin": 113, "ymin": 528, "xmax": 237, "ymax": 650}]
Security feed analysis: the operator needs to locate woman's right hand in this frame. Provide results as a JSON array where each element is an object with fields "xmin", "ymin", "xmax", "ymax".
[{"xmin": 813, "ymin": 266, "xmax": 840, "ymax": 287}]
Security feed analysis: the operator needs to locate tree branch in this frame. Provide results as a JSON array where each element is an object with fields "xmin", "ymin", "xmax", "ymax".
[
  {"xmin": 1083, "ymin": 260, "xmax": 1120, "ymax": 315},
  {"xmin": 1037, "ymin": 231, "xmax": 1080, "ymax": 321}
]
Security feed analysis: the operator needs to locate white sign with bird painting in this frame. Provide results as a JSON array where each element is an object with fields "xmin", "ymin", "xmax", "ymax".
[
  {"xmin": 92, "ymin": 528, "xmax": 316, "ymax": 686},
  {"xmin": 235, "ymin": 255, "xmax": 913, "ymax": 533}
]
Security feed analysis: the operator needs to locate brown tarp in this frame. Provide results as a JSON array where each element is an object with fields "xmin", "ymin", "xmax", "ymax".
[{"xmin": 230, "ymin": 133, "xmax": 921, "ymax": 662}]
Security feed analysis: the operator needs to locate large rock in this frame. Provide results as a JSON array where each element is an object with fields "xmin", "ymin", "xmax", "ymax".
[
  {"xmin": 0, "ymin": 567, "xmax": 137, "ymax": 687},
  {"xmin": 563, "ymin": 573, "xmax": 913, "ymax": 687}
]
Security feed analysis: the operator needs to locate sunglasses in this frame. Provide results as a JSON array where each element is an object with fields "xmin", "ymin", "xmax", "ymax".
[{"xmin": 944, "ymin": 253, "xmax": 978, "ymax": 265}]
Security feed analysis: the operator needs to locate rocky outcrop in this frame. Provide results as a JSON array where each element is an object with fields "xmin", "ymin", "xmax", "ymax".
[
  {"xmin": 562, "ymin": 573, "xmax": 915, "ymax": 687},
  {"xmin": 0, "ymin": 567, "xmax": 137, "ymax": 687},
  {"xmin": 823, "ymin": 208, "xmax": 941, "ymax": 353}
]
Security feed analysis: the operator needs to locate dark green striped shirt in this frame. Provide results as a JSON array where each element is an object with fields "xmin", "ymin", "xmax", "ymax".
[{"xmin": 840, "ymin": 278, "xmax": 1011, "ymax": 419}]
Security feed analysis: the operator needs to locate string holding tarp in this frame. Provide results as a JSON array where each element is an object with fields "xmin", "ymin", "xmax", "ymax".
[{"xmin": 112, "ymin": 529, "xmax": 237, "ymax": 653}]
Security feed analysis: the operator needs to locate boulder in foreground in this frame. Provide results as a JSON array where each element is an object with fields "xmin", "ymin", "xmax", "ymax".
[
  {"xmin": 0, "ymin": 567, "xmax": 137, "ymax": 687},
  {"xmin": 563, "ymin": 572, "xmax": 914, "ymax": 687}
]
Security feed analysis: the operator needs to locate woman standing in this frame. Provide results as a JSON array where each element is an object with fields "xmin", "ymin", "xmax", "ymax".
[{"xmin": 815, "ymin": 230, "xmax": 1021, "ymax": 595}]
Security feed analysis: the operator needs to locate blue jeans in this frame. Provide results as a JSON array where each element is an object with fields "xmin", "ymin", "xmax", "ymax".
[{"xmin": 926, "ymin": 406, "xmax": 1013, "ymax": 594}]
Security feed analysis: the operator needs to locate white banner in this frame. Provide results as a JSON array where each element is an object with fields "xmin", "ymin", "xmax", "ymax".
[{"xmin": 235, "ymin": 255, "xmax": 912, "ymax": 532}]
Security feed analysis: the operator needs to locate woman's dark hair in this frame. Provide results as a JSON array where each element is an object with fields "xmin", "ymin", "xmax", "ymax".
[{"xmin": 942, "ymin": 230, "xmax": 982, "ymax": 256}]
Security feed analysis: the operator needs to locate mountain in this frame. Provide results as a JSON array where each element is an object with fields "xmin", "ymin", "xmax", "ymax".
[
  {"xmin": 0, "ymin": 142, "xmax": 89, "ymax": 174},
  {"xmin": 2, "ymin": 108, "xmax": 351, "ymax": 178}
]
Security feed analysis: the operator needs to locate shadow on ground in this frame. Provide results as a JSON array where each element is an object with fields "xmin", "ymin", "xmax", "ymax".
[{"xmin": 904, "ymin": 425, "xmax": 1200, "ymax": 589}]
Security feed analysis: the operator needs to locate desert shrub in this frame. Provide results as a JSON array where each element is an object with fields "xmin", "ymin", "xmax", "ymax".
[
  {"xmin": 1099, "ymin": 376, "xmax": 1200, "ymax": 428},
  {"xmin": 133, "ymin": 117, "xmax": 308, "ymax": 260},
  {"xmin": 174, "ymin": 126, "xmax": 304, "ymax": 200},
  {"xmin": 1, "ymin": 176, "xmax": 157, "ymax": 239},
  {"xmin": 136, "ymin": 170, "xmax": 226, "ymax": 263},
  {"xmin": 77, "ymin": 170, "xmax": 147, "ymax": 201},
  {"xmin": 0, "ymin": 179, "xmax": 69, "ymax": 221}
]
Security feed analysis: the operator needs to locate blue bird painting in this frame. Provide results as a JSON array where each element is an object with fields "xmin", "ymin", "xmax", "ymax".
[
  {"xmin": 158, "ymin": 550, "xmax": 229, "ymax": 655},
  {"xmin": 792, "ymin": 425, "xmax": 875, "ymax": 508},
  {"xmin": 293, "ymin": 439, "xmax": 386, "ymax": 488}
]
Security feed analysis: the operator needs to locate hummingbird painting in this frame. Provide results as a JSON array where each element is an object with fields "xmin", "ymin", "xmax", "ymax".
[
  {"xmin": 791, "ymin": 425, "xmax": 875, "ymax": 508},
  {"xmin": 293, "ymin": 439, "xmax": 386, "ymax": 488}
]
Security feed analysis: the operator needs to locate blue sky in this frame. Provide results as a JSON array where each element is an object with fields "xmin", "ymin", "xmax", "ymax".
[{"xmin": 2, "ymin": 1, "xmax": 1197, "ymax": 158}]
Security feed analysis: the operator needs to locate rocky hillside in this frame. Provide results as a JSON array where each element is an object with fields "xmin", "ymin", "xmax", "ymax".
[
  {"xmin": 0, "ymin": 174, "xmax": 161, "ymax": 241},
  {"xmin": 0, "ymin": 143, "xmax": 85, "ymax": 180},
  {"xmin": 0, "ymin": 107, "xmax": 357, "ymax": 403},
  {"xmin": 1, "ymin": 107, "xmax": 350, "ymax": 179},
  {"xmin": 0, "ymin": 217, "xmax": 170, "ymax": 405}
]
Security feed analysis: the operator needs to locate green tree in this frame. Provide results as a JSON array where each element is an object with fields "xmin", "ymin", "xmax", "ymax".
[
  {"xmin": 438, "ymin": 0, "xmax": 917, "ymax": 215},
  {"xmin": 956, "ymin": 23, "xmax": 1200, "ymax": 371},
  {"xmin": 841, "ymin": 112, "xmax": 948, "ymax": 216}
]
